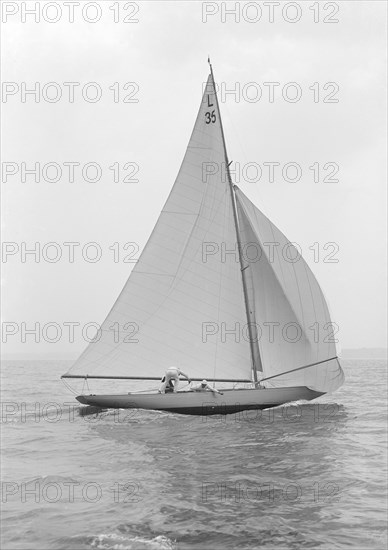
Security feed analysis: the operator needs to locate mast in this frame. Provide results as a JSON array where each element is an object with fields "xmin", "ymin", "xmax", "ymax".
[{"xmin": 208, "ymin": 59, "xmax": 262, "ymax": 384}]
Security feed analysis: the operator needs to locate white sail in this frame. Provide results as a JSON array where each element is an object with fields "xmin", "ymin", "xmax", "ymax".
[
  {"xmin": 235, "ymin": 187, "xmax": 344, "ymax": 393},
  {"xmin": 66, "ymin": 75, "xmax": 253, "ymax": 382}
]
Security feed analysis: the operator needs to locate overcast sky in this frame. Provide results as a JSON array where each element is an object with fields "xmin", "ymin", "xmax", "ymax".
[{"xmin": 1, "ymin": 0, "xmax": 387, "ymax": 357}]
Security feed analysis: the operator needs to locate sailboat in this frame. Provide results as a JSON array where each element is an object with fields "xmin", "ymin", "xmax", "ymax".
[{"xmin": 62, "ymin": 61, "xmax": 344, "ymax": 415}]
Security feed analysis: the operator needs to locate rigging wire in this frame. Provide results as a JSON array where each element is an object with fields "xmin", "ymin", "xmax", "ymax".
[{"xmin": 61, "ymin": 377, "xmax": 79, "ymax": 396}]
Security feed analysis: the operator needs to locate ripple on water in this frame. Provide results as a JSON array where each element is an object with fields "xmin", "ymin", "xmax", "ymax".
[{"xmin": 56, "ymin": 533, "xmax": 176, "ymax": 550}]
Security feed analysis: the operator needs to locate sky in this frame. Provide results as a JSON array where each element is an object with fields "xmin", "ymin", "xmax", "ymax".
[{"xmin": 1, "ymin": 0, "xmax": 387, "ymax": 357}]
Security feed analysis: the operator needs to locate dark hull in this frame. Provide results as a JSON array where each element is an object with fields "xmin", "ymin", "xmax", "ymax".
[{"xmin": 76, "ymin": 386, "xmax": 324, "ymax": 416}]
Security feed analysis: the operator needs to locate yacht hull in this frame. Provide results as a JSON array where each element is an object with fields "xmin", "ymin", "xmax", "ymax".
[{"xmin": 76, "ymin": 386, "xmax": 324, "ymax": 415}]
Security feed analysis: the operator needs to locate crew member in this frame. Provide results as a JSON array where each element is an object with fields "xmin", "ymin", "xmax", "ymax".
[
  {"xmin": 191, "ymin": 379, "xmax": 223, "ymax": 395},
  {"xmin": 159, "ymin": 367, "xmax": 191, "ymax": 393}
]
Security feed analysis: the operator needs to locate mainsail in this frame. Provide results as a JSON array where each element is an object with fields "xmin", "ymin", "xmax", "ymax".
[
  {"xmin": 235, "ymin": 187, "xmax": 344, "ymax": 393},
  {"xmin": 65, "ymin": 74, "xmax": 253, "ymax": 382}
]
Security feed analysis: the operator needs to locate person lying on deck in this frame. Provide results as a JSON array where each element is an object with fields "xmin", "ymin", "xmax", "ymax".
[
  {"xmin": 190, "ymin": 380, "xmax": 223, "ymax": 395},
  {"xmin": 158, "ymin": 367, "xmax": 191, "ymax": 393}
]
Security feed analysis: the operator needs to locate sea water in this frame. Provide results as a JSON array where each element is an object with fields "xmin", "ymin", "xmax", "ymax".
[{"xmin": 1, "ymin": 359, "xmax": 387, "ymax": 549}]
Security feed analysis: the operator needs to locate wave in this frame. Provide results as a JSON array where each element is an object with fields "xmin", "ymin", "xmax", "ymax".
[{"xmin": 57, "ymin": 533, "xmax": 176, "ymax": 550}]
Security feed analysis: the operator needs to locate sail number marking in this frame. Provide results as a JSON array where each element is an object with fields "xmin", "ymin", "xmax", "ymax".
[
  {"xmin": 205, "ymin": 94, "xmax": 216, "ymax": 124},
  {"xmin": 205, "ymin": 110, "xmax": 216, "ymax": 124}
]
